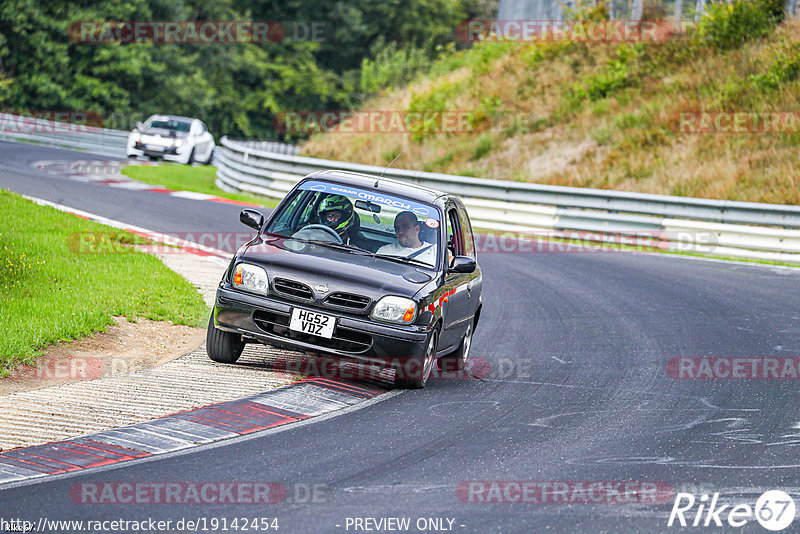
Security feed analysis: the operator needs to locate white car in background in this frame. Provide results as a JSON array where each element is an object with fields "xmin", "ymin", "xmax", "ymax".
[{"xmin": 127, "ymin": 115, "xmax": 215, "ymax": 164}]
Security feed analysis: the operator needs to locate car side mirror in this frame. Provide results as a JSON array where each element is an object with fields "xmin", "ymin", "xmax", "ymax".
[
  {"xmin": 240, "ymin": 209, "xmax": 264, "ymax": 231},
  {"xmin": 449, "ymin": 255, "xmax": 476, "ymax": 273},
  {"xmin": 135, "ymin": 122, "xmax": 143, "ymax": 130}
]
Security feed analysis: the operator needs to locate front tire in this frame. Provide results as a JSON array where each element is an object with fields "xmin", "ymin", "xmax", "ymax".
[
  {"xmin": 394, "ymin": 329, "xmax": 438, "ymax": 389},
  {"xmin": 206, "ymin": 313, "xmax": 244, "ymax": 364}
]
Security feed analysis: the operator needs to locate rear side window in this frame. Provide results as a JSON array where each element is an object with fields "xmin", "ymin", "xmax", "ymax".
[
  {"xmin": 446, "ymin": 207, "xmax": 464, "ymax": 256},
  {"xmin": 456, "ymin": 205, "xmax": 475, "ymax": 259}
]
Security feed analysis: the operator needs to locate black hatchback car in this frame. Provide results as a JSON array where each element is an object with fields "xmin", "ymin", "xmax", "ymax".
[{"xmin": 207, "ymin": 170, "xmax": 482, "ymax": 388}]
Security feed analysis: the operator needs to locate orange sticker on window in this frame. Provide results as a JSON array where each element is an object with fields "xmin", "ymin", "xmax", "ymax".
[{"xmin": 425, "ymin": 218, "xmax": 440, "ymax": 229}]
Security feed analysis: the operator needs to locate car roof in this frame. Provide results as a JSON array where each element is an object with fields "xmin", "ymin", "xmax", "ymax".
[{"xmin": 306, "ymin": 170, "xmax": 449, "ymax": 204}]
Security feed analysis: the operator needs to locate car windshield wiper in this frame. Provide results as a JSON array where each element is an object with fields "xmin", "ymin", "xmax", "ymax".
[
  {"xmin": 297, "ymin": 239, "xmax": 431, "ymax": 266},
  {"xmin": 303, "ymin": 240, "xmax": 372, "ymax": 255},
  {"xmin": 371, "ymin": 253, "xmax": 431, "ymax": 268}
]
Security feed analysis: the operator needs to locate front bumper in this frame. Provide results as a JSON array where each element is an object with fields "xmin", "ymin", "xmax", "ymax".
[
  {"xmin": 130, "ymin": 142, "xmax": 185, "ymax": 161},
  {"xmin": 213, "ymin": 286, "xmax": 431, "ymax": 367}
]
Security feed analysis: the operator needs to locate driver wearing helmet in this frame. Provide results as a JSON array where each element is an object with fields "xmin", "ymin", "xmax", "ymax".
[{"xmin": 317, "ymin": 195, "xmax": 367, "ymax": 249}]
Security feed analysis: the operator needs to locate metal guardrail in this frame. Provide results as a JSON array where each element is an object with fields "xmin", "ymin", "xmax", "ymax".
[
  {"xmin": 216, "ymin": 136, "xmax": 800, "ymax": 263},
  {"xmin": 1, "ymin": 112, "xmax": 797, "ymax": 263},
  {"xmin": 0, "ymin": 113, "xmax": 299, "ymax": 161},
  {"xmin": 0, "ymin": 113, "xmax": 130, "ymax": 158},
  {"xmin": 239, "ymin": 141, "xmax": 300, "ymax": 156}
]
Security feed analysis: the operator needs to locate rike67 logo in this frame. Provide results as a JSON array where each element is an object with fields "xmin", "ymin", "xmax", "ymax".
[{"xmin": 668, "ymin": 490, "xmax": 796, "ymax": 531}]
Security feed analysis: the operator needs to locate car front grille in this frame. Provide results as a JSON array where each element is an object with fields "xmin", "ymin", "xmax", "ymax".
[
  {"xmin": 273, "ymin": 278, "xmax": 313, "ymax": 301},
  {"xmin": 252, "ymin": 310, "xmax": 372, "ymax": 353},
  {"xmin": 324, "ymin": 292, "xmax": 371, "ymax": 311}
]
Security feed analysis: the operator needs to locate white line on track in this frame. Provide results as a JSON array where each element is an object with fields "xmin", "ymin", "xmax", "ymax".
[{"xmin": 20, "ymin": 194, "xmax": 231, "ymax": 265}]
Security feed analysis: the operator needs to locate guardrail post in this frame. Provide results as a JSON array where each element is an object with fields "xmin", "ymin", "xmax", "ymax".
[
  {"xmin": 695, "ymin": 0, "xmax": 706, "ymax": 21},
  {"xmin": 632, "ymin": 0, "xmax": 643, "ymax": 21}
]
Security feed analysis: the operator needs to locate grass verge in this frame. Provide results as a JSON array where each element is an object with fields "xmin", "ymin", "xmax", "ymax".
[
  {"xmin": 121, "ymin": 164, "xmax": 278, "ymax": 208},
  {"xmin": 0, "ymin": 189, "xmax": 209, "ymax": 376}
]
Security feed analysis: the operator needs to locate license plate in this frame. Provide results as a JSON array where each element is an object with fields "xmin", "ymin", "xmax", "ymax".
[
  {"xmin": 289, "ymin": 308, "xmax": 335, "ymax": 339},
  {"xmin": 146, "ymin": 144, "xmax": 165, "ymax": 152}
]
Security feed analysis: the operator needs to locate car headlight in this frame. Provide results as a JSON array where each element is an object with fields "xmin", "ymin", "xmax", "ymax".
[
  {"xmin": 232, "ymin": 263, "xmax": 268, "ymax": 294},
  {"xmin": 131, "ymin": 132, "xmax": 140, "ymax": 143},
  {"xmin": 370, "ymin": 296, "xmax": 416, "ymax": 324},
  {"xmin": 174, "ymin": 139, "xmax": 183, "ymax": 147}
]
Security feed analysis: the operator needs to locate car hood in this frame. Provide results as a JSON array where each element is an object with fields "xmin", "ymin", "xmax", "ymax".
[{"xmin": 240, "ymin": 236, "xmax": 435, "ymax": 303}]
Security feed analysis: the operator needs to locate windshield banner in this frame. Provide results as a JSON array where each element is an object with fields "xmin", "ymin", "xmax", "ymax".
[{"xmin": 298, "ymin": 180, "xmax": 440, "ymax": 220}]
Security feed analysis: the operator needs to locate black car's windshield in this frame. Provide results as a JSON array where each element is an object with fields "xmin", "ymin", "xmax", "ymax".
[
  {"xmin": 267, "ymin": 180, "xmax": 441, "ymax": 268},
  {"xmin": 145, "ymin": 118, "xmax": 191, "ymax": 132}
]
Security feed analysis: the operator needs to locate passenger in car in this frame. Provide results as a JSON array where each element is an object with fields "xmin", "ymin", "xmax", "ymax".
[{"xmin": 377, "ymin": 211, "xmax": 437, "ymax": 265}]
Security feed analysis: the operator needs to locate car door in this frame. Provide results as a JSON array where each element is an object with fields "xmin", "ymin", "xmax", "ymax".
[
  {"xmin": 185, "ymin": 120, "xmax": 199, "ymax": 157},
  {"xmin": 197, "ymin": 120, "xmax": 214, "ymax": 161},
  {"xmin": 439, "ymin": 202, "xmax": 474, "ymax": 352},
  {"xmin": 187, "ymin": 120, "xmax": 205, "ymax": 160}
]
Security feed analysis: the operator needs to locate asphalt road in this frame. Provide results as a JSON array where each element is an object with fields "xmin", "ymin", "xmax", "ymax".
[
  {"xmin": 0, "ymin": 141, "xmax": 244, "ymax": 234},
  {"xmin": 2, "ymin": 140, "xmax": 800, "ymax": 533}
]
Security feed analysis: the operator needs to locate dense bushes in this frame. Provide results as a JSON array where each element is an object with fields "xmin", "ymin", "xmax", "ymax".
[
  {"xmin": 750, "ymin": 45, "xmax": 800, "ymax": 90},
  {"xmin": 0, "ymin": 0, "xmax": 469, "ymax": 140},
  {"xmin": 359, "ymin": 41, "xmax": 434, "ymax": 95},
  {"xmin": 695, "ymin": 0, "xmax": 785, "ymax": 50}
]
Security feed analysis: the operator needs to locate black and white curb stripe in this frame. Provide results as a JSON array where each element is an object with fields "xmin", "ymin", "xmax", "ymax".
[{"xmin": 0, "ymin": 377, "xmax": 386, "ymax": 485}]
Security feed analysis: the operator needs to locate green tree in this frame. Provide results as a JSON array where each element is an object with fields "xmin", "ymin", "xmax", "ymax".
[{"xmin": 0, "ymin": 0, "xmax": 474, "ymax": 140}]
